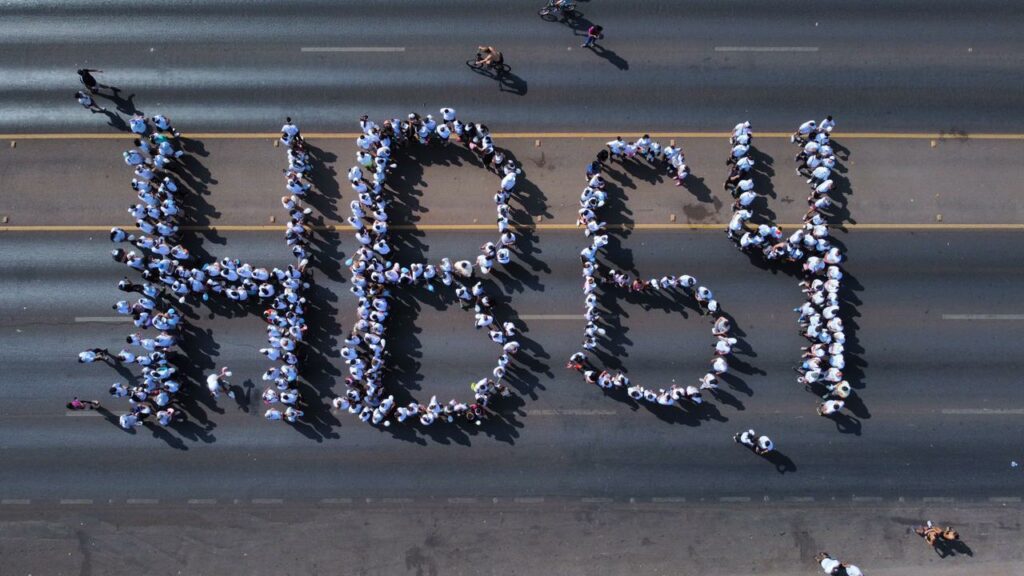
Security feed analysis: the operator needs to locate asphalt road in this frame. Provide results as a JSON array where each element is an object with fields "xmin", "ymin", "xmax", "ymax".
[
  {"xmin": 2, "ymin": 229, "xmax": 1022, "ymax": 503},
  {"xmin": 2, "ymin": 2, "xmax": 1023, "ymax": 573},
  {"xmin": 0, "ymin": 0, "xmax": 1021, "ymax": 132}
]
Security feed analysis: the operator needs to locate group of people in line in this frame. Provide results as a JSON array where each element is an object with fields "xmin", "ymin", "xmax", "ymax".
[
  {"xmin": 566, "ymin": 136, "xmax": 738, "ymax": 410},
  {"xmin": 255, "ymin": 119, "xmax": 318, "ymax": 423},
  {"xmin": 333, "ymin": 108, "xmax": 522, "ymax": 427},
  {"xmin": 724, "ymin": 118, "xmax": 852, "ymax": 418}
]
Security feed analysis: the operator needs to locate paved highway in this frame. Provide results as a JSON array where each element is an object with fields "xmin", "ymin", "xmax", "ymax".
[
  {"xmin": 2, "ymin": 230, "xmax": 1022, "ymax": 503},
  {"xmin": 2, "ymin": 1, "xmax": 1023, "ymax": 574},
  {"xmin": 0, "ymin": 0, "xmax": 1021, "ymax": 132}
]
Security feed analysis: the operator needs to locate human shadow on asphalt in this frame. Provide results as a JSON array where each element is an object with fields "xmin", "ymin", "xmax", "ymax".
[
  {"xmin": 763, "ymin": 450, "xmax": 797, "ymax": 474},
  {"xmin": 597, "ymin": 165, "xmax": 637, "ymax": 275},
  {"xmin": 99, "ymin": 108, "xmax": 128, "ymax": 132},
  {"xmin": 825, "ymin": 412, "xmax": 862, "ymax": 436},
  {"xmin": 94, "ymin": 88, "xmax": 139, "ymax": 117},
  {"xmin": 143, "ymin": 421, "xmax": 188, "ymax": 450},
  {"xmin": 586, "ymin": 44, "xmax": 629, "ymax": 71},
  {"xmin": 304, "ymin": 143, "xmax": 343, "ymax": 224}
]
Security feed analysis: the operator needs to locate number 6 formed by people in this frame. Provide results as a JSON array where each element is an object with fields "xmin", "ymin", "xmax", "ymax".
[{"xmin": 568, "ymin": 135, "xmax": 738, "ymax": 412}]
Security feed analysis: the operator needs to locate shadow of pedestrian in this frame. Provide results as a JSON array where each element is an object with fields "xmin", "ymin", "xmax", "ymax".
[
  {"xmin": 764, "ymin": 450, "xmax": 797, "ymax": 474},
  {"xmin": 587, "ymin": 44, "xmax": 629, "ymax": 70}
]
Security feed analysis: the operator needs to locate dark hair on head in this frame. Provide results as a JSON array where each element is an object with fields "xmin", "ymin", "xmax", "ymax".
[
  {"xmin": 826, "ymin": 115, "xmax": 833, "ymax": 121},
  {"xmin": 286, "ymin": 117, "xmax": 292, "ymax": 122},
  {"xmin": 643, "ymin": 134, "xmax": 649, "ymax": 139}
]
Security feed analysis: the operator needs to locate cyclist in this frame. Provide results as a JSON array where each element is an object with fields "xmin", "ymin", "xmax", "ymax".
[{"xmin": 476, "ymin": 46, "xmax": 504, "ymax": 69}]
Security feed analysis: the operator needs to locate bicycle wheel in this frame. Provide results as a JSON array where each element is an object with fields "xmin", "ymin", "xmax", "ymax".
[
  {"xmin": 497, "ymin": 63, "xmax": 512, "ymax": 75},
  {"xmin": 537, "ymin": 7, "xmax": 558, "ymax": 21}
]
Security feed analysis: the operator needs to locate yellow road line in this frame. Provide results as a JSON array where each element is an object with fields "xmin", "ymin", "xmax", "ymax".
[
  {"xmin": 1, "ymin": 132, "xmax": 1022, "ymax": 141},
  {"xmin": 4, "ymin": 223, "xmax": 1024, "ymax": 233}
]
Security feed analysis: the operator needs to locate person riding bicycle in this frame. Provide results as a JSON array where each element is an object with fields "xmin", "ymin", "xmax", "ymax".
[{"xmin": 476, "ymin": 46, "xmax": 504, "ymax": 68}]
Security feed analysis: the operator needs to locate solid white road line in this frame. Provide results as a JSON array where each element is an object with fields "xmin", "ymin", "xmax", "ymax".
[
  {"xmin": 74, "ymin": 316, "xmax": 132, "ymax": 323},
  {"xmin": 715, "ymin": 46, "xmax": 819, "ymax": 52},
  {"xmin": 942, "ymin": 314, "xmax": 1024, "ymax": 320},
  {"xmin": 517, "ymin": 314, "xmax": 584, "ymax": 321},
  {"xmin": 300, "ymin": 46, "xmax": 406, "ymax": 53}
]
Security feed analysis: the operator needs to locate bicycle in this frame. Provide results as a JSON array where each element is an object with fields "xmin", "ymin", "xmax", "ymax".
[
  {"xmin": 466, "ymin": 55, "xmax": 511, "ymax": 78},
  {"xmin": 538, "ymin": 0, "xmax": 579, "ymax": 21}
]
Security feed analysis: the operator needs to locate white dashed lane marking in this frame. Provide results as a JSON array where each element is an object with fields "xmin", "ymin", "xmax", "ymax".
[
  {"xmin": 60, "ymin": 499, "xmax": 93, "ymax": 505},
  {"xmin": 300, "ymin": 47, "xmax": 405, "ymax": 53},
  {"xmin": 126, "ymin": 498, "xmax": 158, "ymax": 505},
  {"xmin": 252, "ymin": 498, "xmax": 283, "ymax": 505},
  {"xmin": 1, "ymin": 499, "xmax": 30, "ymax": 505},
  {"xmin": 714, "ymin": 46, "xmax": 819, "ymax": 53},
  {"xmin": 514, "ymin": 497, "xmax": 545, "ymax": 504},
  {"xmin": 320, "ymin": 498, "xmax": 353, "ymax": 505},
  {"xmin": 187, "ymin": 499, "xmax": 216, "ymax": 505}
]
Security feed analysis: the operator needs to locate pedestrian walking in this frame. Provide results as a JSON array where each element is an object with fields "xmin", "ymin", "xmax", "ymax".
[
  {"xmin": 77, "ymin": 68, "xmax": 118, "ymax": 95},
  {"xmin": 581, "ymin": 24, "xmax": 604, "ymax": 48},
  {"xmin": 75, "ymin": 91, "xmax": 106, "ymax": 113}
]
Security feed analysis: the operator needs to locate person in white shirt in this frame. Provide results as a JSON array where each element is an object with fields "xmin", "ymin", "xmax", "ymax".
[
  {"xmin": 818, "ymin": 115, "xmax": 836, "ymax": 134},
  {"xmin": 606, "ymin": 137, "xmax": 625, "ymax": 160},
  {"xmin": 280, "ymin": 117, "xmax": 300, "ymax": 144},
  {"xmin": 206, "ymin": 367, "xmax": 234, "ymax": 399},
  {"xmin": 792, "ymin": 120, "xmax": 816, "ymax": 143}
]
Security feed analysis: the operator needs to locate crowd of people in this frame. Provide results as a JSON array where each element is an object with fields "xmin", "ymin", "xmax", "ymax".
[
  {"xmin": 80, "ymin": 109, "xmax": 316, "ymax": 428},
  {"xmin": 258, "ymin": 119, "xmax": 316, "ymax": 423},
  {"xmin": 333, "ymin": 108, "xmax": 521, "ymax": 427},
  {"xmin": 724, "ymin": 118, "xmax": 852, "ymax": 417},
  {"xmin": 566, "ymin": 135, "xmax": 738, "ymax": 409},
  {"xmin": 77, "ymin": 110, "xmax": 192, "ymax": 430}
]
